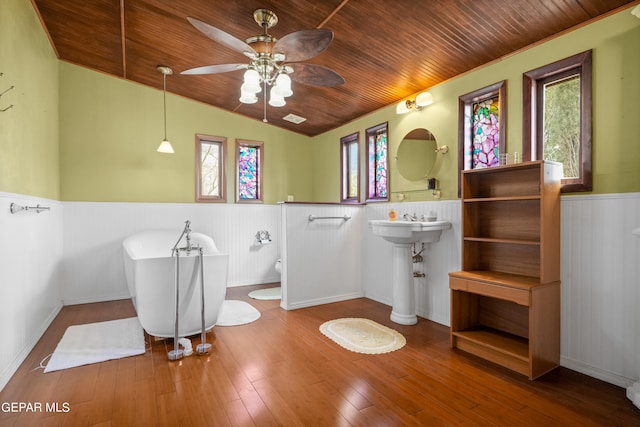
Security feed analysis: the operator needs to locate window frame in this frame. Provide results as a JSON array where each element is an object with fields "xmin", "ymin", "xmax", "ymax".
[
  {"xmin": 457, "ymin": 80, "xmax": 507, "ymax": 197},
  {"xmin": 523, "ymin": 50, "xmax": 592, "ymax": 193},
  {"xmin": 235, "ymin": 139, "xmax": 264, "ymax": 204},
  {"xmin": 365, "ymin": 122, "xmax": 389, "ymax": 202},
  {"xmin": 340, "ymin": 132, "xmax": 360, "ymax": 204},
  {"xmin": 196, "ymin": 134, "xmax": 226, "ymax": 203}
]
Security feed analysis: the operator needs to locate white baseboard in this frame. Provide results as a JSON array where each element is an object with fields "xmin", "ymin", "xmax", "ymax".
[
  {"xmin": 281, "ymin": 291, "xmax": 365, "ymax": 310},
  {"xmin": 62, "ymin": 292, "xmax": 132, "ymax": 306},
  {"xmin": 560, "ymin": 356, "xmax": 636, "ymax": 388},
  {"xmin": 227, "ymin": 276, "xmax": 281, "ymax": 287}
]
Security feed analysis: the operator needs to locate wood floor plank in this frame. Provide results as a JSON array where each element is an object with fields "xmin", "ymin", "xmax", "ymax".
[
  {"xmin": 236, "ymin": 387, "xmax": 280, "ymax": 427},
  {"xmin": 251, "ymin": 377, "xmax": 307, "ymax": 427},
  {"xmin": 0, "ymin": 288, "xmax": 638, "ymax": 426}
]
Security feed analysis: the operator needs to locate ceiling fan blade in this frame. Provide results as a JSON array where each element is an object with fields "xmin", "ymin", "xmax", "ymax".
[
  {"xmin": 187, "ymin": 17, "xmax": 256, "ymax": 56},
  {"xmin": 273, "ymin": 29, "xmax": 334, "ymax": 63},
  {"xmin": 181, "ymin": 63, "xmax": 247, "ymax": 75},
  {"xmin": 289, "ymin": 63, "xmax": 345, "ymax": 87}
]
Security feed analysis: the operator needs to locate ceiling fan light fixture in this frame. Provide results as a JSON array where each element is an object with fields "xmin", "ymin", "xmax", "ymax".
[
  {"xmin": 241, "ymin": 82, "xmax": 261, "ymax": 94},
  {"xmin": 268, "ymin": 87, "xmax": 286, "ymax": 107},
  {"xmin": 239, "ymin": 91, "xmax": 258, "ymax": 104},
  {"xmin": 182, "ymin": 9, "xmax": 343, "ymax": 122},
  {"xmin": 274, "ymin": 73, "xmax": 293, "ymax": 97},
  {"xmin": 242, "ymin": 69, "xmax": 262, "ymax": 93},
  {"xmin": 243, "ymin": 69, "xmax": 260, "ymax": 84}
]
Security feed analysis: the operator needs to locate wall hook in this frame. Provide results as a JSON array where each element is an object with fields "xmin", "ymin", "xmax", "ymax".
[
  {"xmin": 1, "ymin": 73, "xmax": 15, "ymax": 112},
  {"xmin": 0, "ymin": 85, "xmax": 14, "ymax": 98}
]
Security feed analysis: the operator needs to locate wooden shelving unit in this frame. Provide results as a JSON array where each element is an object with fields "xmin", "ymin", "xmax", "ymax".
[{"xmin": 449, "ymin": 160, "xmax": 562, "ymax": 379}]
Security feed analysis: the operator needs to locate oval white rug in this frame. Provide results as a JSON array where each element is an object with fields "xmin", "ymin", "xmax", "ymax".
[
  {"xmin": 319, "ymin": 318, "xmax": 406, "ymax": 354},
  {"xmin": 248, "ymin": 287, "xmax": 281, "ymax": 300},
  {"xmin": 215, "ymin": 300, "xmax": 261, "ymax": 326}
]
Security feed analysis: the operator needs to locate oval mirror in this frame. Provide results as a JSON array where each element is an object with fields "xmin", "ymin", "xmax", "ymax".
[{"xmin": 397, "ymin": 128, "xmax": 437, "ymax": 181}]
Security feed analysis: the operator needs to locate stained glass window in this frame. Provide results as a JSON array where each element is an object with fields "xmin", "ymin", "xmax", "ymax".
[
  {"xmin": 471, "ymin": 96, "xmax": 500, "ymax": 169},
  {"xmin": 340, "ymin": 132, "xmax": 359, "ymax": 203},
  {"xmin": 458, "ymin": 81, "xmax": 506, "ymax": 196},
  {"xmin": 366, "ymin": 122, "xmax": 389, "ymax": 201},
  {"xmin": 236, "ymin": 140, "xmax": 263, "ymax": 203},
  {"xmin": 196, "ymin": 135, "xmax": 226, "ymax": 202}
]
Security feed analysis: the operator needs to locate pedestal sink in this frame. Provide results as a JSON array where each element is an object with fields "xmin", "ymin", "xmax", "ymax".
[{"xmin": 369, "ymin": 219, "xmax": 451, "ymax": 325}]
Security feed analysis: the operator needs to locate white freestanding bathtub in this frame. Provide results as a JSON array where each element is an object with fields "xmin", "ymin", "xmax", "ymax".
[{"xmin": 122, "ymin": 230, "xmax": 228, "ymax": 338}]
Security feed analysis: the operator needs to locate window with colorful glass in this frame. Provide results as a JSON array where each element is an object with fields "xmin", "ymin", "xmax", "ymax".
[
  {"xmin": 366, "ymin": 122, "xmax": 389, "ymax": 201},
  {"xmin": 340, "ymin": 132, "xmax": 360, "ymax": 203},
  {"xmin": 196, "ymin": 134, "xmax": 226, "ymax": 202},
  {"xmin": 236, "ymin": 139, "xmax": 263, "ymax": 203},
  {"xmin": 470, "ymin": 96, "xmax": 501, "ymax": 168},
  {"xmin": 458, "ymin": 81, "xmax": 506, "ymax": 171},
  {"xmin": 458, "ymin": 81, "xmax": 506, "ymax": 196}
]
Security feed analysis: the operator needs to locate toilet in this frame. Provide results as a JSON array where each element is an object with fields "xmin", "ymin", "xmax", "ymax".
[{"xmin": 275, "ymin": 258, "xmax": 281, "ymax": 274}]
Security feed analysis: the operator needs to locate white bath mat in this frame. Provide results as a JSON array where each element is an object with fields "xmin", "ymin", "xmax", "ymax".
[
  {"xmin": 248, "ymin": 287, "xmax": 281, "ymax": 300},
  {"xmin": 215, "ymin": 300, "xmax": 261, "ymax": 326},
  {"xmin": 319, "ymin": 318, "xmax": 406, "ymax": 354},
  {"xmin": 44, "ymin": 317, "xmax": 145, "ymax": 373}
]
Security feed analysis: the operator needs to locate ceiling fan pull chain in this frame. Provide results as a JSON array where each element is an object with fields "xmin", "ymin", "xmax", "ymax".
[{"xmin": 263, "ymin": 80, "xmax": 268, "ymax": 123}]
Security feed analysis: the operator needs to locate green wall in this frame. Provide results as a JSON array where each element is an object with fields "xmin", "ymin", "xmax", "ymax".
[
  {"xmin": 311, "ymin": 7, "xmax": 640, "ymax": 202},
  {"xmin": 0, "ymin": 0, "xmax": 59, "ymax": 199},
  {"xmin": 4, "ymin": 2, "xmax": 640, "ymax": 204},
  {"xmin": 59, "ymin": 63, "xmax": 314, "ymax": 203}
]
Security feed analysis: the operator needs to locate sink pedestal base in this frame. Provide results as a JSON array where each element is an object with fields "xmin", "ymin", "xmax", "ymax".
[
  {"xmin": 368, "ymin": 218, "xmax": 451, "ymax": 325},
  {"xmin": 389, "ymin": 244, "xmax": 417, "ymax": 325}
]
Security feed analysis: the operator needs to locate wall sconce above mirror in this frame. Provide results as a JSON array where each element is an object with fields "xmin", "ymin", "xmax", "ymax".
[{"xmin": 396, "ymin": 91, "xmax": 433, "ymax": 114}]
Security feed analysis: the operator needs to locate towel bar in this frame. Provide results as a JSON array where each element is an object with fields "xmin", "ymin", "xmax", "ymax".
[
  {"xmin": 9, "ymin": 203, "xmax": 51, "ymax": 214},
  {"xmin": 308, "ymin": 214, "xmax": 351, "ymax": 222}
]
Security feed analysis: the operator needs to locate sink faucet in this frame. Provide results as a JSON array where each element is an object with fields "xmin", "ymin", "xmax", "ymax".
[{"xmin": 403, "ymin": 213, "xmax": 418, "ymax": 221}]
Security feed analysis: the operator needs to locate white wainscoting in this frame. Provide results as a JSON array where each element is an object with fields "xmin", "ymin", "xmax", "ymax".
[
  {"xmin": 0, "ymin": 192, "xmax": 63, "ymax": 391},
  {"xmin": 363, "ymin": 200, "xmax": 461, "ymax": 326},
  {"xmin": 280, "ymin": 203, "xmax": 365, "ymax": 309},
  {"xmin": 61, "ymin": 202, "xmax": 281, "ymax": 304},
  {"xmin": 362, "ymin": 194, "xmax": 640, "ymax": 388},
  {"xmin": 1, "ymin": 192, "xmax": 638, "ymax": 392},
  {"xmin": 560, "ymin": 193, "xmax": 640, "ymax": 387}
]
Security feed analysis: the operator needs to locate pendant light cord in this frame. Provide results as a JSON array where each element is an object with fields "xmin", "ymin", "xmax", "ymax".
[{"xmin": 163, "ymin": 72, "xmax": 168, "ymax": 139}]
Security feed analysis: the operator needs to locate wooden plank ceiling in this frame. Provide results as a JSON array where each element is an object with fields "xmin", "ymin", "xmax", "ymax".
[{"xmin": 32, "ymin": 0, "xmax": 636, "ymax": 136}]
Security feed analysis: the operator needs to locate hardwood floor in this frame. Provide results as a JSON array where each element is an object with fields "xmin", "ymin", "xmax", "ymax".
[{"xmin": 1, "ymin": 284, "xmax": 638, "ymax": 426}]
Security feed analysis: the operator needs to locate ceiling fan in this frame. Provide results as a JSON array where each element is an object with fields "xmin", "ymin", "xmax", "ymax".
[{"xmin": 181, "ymin": 9, "xmax": 345, "ymax": 122}]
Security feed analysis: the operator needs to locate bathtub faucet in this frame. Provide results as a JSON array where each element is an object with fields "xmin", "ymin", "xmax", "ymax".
[
  {"xmin": 184, "ymin": 221, "xmax": 192, "ymax": 254},
  {"xmin": 172, "ymin": 220, "xmax": 195, "ymax": 256}
]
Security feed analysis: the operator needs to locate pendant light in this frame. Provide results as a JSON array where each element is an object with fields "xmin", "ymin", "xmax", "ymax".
[{"xmin": 156, "ymin": 65, "xmax": 174, "ymax": 154}]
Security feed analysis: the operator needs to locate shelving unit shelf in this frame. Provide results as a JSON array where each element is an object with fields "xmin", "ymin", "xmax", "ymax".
[{"xmin": 450, "ymin": 161, "xmax": 562, "ymax": 379}]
